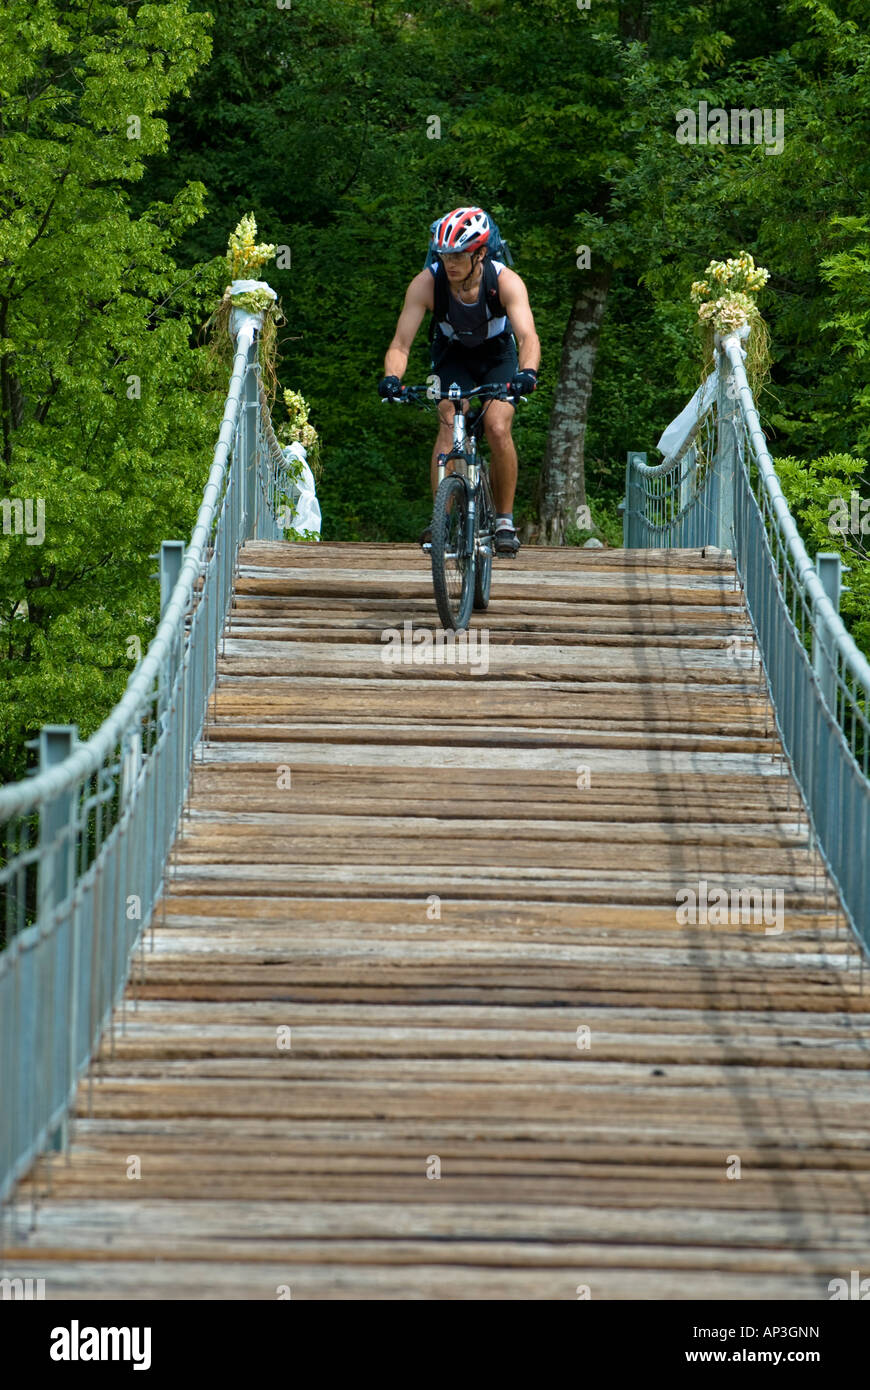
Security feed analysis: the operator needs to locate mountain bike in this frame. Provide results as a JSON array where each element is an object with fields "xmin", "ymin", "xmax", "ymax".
[{"xmin": 393, "ymin": 381, "xmax": 515, "ymax": 631}]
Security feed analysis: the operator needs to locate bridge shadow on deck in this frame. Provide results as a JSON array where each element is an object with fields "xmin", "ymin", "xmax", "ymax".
[{"xmin": 620, "ymin": 544, "xmax": 870, "ymax": 1292}]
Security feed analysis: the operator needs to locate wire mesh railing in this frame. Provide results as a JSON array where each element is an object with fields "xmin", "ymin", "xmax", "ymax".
[
  {"xmin": 623, "ymin": 406, "xmax": 720, "ymax": 549},
  {"xmin": 625, "ymin": 328, "xmax": 870, "ymax": 957},
  {"xmin": 0, "ymin": 295, "xmax": 289, "ymax": 1206}
]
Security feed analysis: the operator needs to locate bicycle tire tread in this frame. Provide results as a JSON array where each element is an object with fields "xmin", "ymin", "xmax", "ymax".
[{"xmin": 431, "ymin": 474, "xmax": 475, "ymax": 630}]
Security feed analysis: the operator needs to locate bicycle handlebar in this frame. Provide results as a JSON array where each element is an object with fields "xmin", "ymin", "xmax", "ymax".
[{"xmin": 387, "ymin": 382, "xmax": 517, "ymax": 406}]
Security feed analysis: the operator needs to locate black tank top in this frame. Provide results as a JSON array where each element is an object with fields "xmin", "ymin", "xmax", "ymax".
[{"xmin": 429, "ymin": 261, "xmax": 511, "ymax": 350}]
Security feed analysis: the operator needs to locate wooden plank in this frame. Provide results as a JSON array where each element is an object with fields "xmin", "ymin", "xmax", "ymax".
[
  {"xmin": 0, "ymin": 1260, "xmax": 840, "ymax": 1301},
  {"xmin": 10, "ymin": 539, "xmax": 869, "ymax": 1301}
]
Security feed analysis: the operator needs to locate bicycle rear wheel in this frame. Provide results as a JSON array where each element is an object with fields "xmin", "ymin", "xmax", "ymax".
[{"xmin": 431, "ymin": 473, "xmax": 475, "ymax": 631}]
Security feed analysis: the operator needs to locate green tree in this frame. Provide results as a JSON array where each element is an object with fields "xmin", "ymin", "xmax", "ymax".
[
  {"xmin": 432, "ymin": 0, "xmax": 766, "ymax": 541},
  {"xmin": 136, "ymin": 0, "xmax": 870, "ymax": 563},
  {"xmin": 139, "ymin": 0, "xmax": 461, "ymax": 541},
  {"xmin": 0, "ymin": 0, "xmax": 219, "ymax": 783},
  {"xmin": 595, "ymin": 0, "xmax": 870, "ymax": 455}
]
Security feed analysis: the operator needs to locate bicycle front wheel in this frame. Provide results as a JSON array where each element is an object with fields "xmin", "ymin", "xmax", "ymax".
[{"xmin": 431, "ymin": 473, "xmax": 475, "ymax": 631}]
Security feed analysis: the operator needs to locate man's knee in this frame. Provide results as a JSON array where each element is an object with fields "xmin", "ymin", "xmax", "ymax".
[{"xmin": 485, "ymin": 415, "xmax": 514, "ymax": 449}]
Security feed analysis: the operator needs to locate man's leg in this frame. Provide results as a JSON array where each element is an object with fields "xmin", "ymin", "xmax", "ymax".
[
  {"xmin": 483, "ymin": 401, "xmax": 518, "ymax": 514},
  {"xmin": 430, "ymin": 402, "xmax": 457, "ymax": 496}
]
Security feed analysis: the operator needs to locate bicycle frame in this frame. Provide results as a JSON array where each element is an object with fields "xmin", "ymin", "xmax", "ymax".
[{"xmin": 436, "ymin": 385, "xmax": 496, "ymax": 560}]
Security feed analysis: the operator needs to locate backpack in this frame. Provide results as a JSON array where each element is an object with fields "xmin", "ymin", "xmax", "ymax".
[{"xmin": 424, "ymin": 212, "xmax": 514, "ymax": 357}]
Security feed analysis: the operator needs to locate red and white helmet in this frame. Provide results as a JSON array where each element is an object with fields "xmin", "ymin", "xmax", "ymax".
[{"xmin": 431, "ymin": 206, "xmax": 491, "ymax": 256}]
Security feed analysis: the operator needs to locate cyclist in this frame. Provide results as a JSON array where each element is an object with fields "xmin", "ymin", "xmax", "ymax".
[{"xmin": 378, "ymin": 206, "xmax": 541, "ymax": 555}]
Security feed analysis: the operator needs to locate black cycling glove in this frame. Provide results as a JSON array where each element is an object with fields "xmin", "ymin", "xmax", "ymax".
[
  {"xmin": 378, "ymin": 375, "xmax": 402, "ymax": 400},
  {"xmin": 510, "ymin": 368, "xmax": 538, "ymax": 401}
]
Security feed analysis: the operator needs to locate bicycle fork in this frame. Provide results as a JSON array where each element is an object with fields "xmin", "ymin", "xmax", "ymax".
[
  {"xmin": 437, "ymin": 447, "xmax": 478, "ymax": 561},
  {"xmin": 465, "ymin": 455, "xmax": 479, "ymax": 556}
]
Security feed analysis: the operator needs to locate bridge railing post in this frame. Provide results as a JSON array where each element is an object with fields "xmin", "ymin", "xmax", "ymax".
[
  {"xmin": 36, "ymin": 727, "xmax": 77, "ymax": 932},
  {"xmin": 158, "ymin": 539, "xmax": 184, "ymax": 728},
  {"xmin": 813, "ymin": 552, "xmax": 844, "ymax": 715},
  {"xmin": 714, "ymin": 333, "xmax": 739, "ymax": 553},
  {"xmin": 680, "ymin": 444, "xmax": 695, "ymax": 528},
  {"xmin": 229, "ymin": 282, "xmax": 275, "ymax": 544},
  {"xmin": 35, "ymin": 725, "xmax": 78, "ymax": 1154},
  {"xmin": 239, "ymin": 332, "xmax": 260, "ymax": 542},
  {"xmin": 160, "ymin": 540, "xmax": 185, "ymax": 621},
  {"xmin": 624, "ymin": 451, "xmax": 646, "ymax": 548}
]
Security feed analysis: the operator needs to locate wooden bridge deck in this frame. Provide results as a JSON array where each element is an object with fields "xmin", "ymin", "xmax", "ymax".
[{"xmin": 8, "ymin": 541, "xmax": 870, "ymax": 1299}]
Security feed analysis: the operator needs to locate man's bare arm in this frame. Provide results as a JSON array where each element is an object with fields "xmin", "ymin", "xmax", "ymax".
[
  {"xmin": 384, "ymin": 271, "xmax": 434, "ymax": 379},
  {"xmin": 497, "ymin": 267, "xmax": 541, "ymax": 372}
]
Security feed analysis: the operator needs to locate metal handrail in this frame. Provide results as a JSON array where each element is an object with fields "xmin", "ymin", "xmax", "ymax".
[
  {"xmin": 625, "ymin": 327, "xmax": 870, "ymax": 955},
  {"xmin": 0, "ymin": 315, "xmax": 256, "ymax": 820},
  {"xmin": 0, "ymin": 296, "xmax": 291, "ymax": 1205},
  {"xmin": 634, "ymin": 367, "xmax": 721, "ymax": 479},
  {"xmin": 722, "ymin": 333, "xmax": 870, "ymax": 694}
]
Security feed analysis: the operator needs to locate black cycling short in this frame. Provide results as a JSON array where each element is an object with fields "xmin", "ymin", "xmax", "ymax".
[{"xmin": 430, "ymin": 331, "xmax": 518, "ymax": 395}]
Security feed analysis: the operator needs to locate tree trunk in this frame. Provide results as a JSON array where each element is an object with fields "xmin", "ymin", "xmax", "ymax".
[{"xmin": 537, "ymin": 267, "xmax": 611, "ymax": 545}]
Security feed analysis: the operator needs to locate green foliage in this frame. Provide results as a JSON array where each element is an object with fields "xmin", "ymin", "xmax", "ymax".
[
  {"xmin": 0, "ymin": 0, "xmax": 219, "ymax": 783},
  {"xmin": 819, "ymin": 216, "xmax": 870, "ymax": 455},
  {"xmin": 603, "ymin": 0, "xmax": 870, "ymax": 460},
  {"xmin": 774, "ymin": 452, "xmax": 870, "ymax": 655},
  {"xmin": 7, "ymin": 0, "xmax": 870, "ymax": 782},
  {"xmin": 563, "ymin": 498, "xmax": 624, "ymax": 550},
  {"xmin": 138, "ymin": 0, "xmax": 733, "ymax": 545}
]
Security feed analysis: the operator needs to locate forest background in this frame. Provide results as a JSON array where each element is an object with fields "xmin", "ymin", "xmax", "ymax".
[{"xmin": 2, "ymin": 0, "xmax": 870, "ymax": 782}]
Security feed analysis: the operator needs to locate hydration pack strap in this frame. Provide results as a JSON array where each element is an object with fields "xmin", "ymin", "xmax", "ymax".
[{"xmin": 430, "ymin": 258, "xmax": 506, "ymax": 341}]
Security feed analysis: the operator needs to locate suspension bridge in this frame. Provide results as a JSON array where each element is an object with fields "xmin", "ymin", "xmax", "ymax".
[{"xmin": 1, "ymin": 295, "xmax": 869, "ymax": 1300}]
